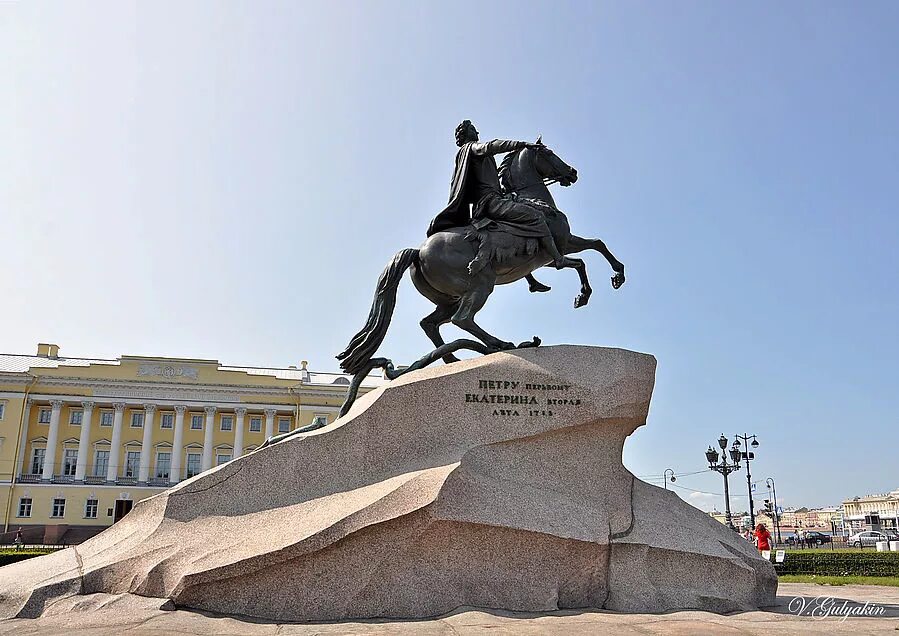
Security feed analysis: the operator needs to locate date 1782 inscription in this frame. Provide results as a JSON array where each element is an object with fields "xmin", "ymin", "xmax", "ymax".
[{"xmin": 464, "ymin": 379, "xmax": 583, "ymax": 417}]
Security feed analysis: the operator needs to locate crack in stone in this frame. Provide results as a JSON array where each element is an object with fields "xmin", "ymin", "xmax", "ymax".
[{"xmin": 169, "ymin": 463, "xmax": 245, "ymax": 498}]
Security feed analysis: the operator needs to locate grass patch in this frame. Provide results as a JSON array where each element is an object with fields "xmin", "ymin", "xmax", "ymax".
[
  {"xmin": 0, "ymin": 548, "xmax": 58, "ymax": 567},
  {"xmin": 784, "ymin": 548, "xmax": 889, "ymax": 554},
  {"xmin": 780, "ymin": 574, "xmax": 899, "ymax": 587}
]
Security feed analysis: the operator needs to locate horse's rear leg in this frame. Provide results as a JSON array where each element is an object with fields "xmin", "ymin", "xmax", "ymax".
[
  {"xmin": 420, "ymin": 303, "xmax": 461, "ymax": 364},
  {"xmin": 451, "ymin": 282, "xmax": 515, "ymax": 351}
]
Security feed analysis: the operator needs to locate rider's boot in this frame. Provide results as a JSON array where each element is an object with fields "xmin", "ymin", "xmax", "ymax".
[{"xmin": 526, "ymin": 274, "xmax": 551, "ymax": 293}]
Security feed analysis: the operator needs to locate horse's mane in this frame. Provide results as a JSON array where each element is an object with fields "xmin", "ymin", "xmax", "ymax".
[{"xmin": 498, "ymin": 148, "xmax": 522, "ymax": 193}]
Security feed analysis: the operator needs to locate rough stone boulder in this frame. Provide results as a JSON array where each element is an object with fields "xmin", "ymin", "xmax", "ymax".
[{"xmin": 0, "ymin": 346, "xmax": 776, "ymax": 620}]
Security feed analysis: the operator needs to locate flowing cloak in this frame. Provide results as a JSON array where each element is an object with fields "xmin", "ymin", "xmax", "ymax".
[{"xmin": 427, "ymin": 142, "xmax": 478, "ymax": 236}]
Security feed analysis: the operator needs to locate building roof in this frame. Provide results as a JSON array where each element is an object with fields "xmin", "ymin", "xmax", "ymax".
[
  {"xmin": 0, "ymin": 351, "xmax": 385, "ymax": 388},
  {"xmin": 0, "ymin": 353, "xmax": 119, "ymax": 373}
]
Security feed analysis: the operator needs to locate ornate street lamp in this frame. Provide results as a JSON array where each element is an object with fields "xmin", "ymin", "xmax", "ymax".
[
  {"xmin": 706, "ymin": 435, "xmax": 741, "ymax": 530},
  {"xmin": 734, "ymin": 434, "xmax": 760, "ymax": 528}
]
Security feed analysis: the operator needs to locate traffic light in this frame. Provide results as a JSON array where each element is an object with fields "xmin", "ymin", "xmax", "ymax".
[{"xmin": 763, "ymin": 499, "xmax": 773, "ymax": 515}]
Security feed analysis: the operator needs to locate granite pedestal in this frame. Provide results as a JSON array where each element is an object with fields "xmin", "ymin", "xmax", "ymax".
[{"xmin": 0, "ymin": 346, "xmax": 776, "ymax": 621}]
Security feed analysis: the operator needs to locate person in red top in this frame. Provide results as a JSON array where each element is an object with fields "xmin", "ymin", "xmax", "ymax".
[{"xmin": 754, "ymin": 523, "xmax": 772, "ymax": 555}]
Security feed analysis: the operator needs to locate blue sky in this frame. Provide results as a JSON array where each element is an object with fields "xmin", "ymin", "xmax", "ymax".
[{"xmin": 2, "ymin": 1, "xmax": 897, "ymax": 512}]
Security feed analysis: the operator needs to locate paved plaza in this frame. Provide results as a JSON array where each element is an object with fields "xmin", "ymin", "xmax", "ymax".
[{"xmin": 0, "ymin": 583, "xmax": 896, "ymax": 635}]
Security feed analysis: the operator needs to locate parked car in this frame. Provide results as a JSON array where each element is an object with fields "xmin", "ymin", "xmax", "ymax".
[
  {"xmin": 848, "ymin": 530, "xmax": 892, "ymax": 547},
  {"xmin": 803, "ymin": 531, "xmax": 832, "ymax": 546}
]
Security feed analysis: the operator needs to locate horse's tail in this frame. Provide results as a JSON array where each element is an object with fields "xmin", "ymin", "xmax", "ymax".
[{"xmin": 336, "ymin": 248, "xmax": 419, "ymax": 375}]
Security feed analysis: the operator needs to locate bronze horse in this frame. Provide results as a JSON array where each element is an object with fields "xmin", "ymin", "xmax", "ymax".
[{"xmin": 338, "ymin": 142, "xmax": 625, "ymax": 375}]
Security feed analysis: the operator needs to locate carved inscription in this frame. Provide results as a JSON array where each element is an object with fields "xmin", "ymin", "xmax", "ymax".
[{"xmin": 464, "ymin": 378, "xmax": 583, "ymax": 417}]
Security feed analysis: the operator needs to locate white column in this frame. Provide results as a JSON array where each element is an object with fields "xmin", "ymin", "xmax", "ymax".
[
  {"xmin": 138, "ymin": 404, "xmax": 156, "ymax": 483},
  {"xmin": 106, "ymin": 402, "xmax": 126, "ymax": 482},
  {"xmin": 264, "ymin": 408, "xmax": 276, "ymax": 439},
  {"xmin": 171, "ymin": 405, "xmax": 186, "ymax": 483},
  {"xmin": 201, "ymin": 406, "xmax": 216, "ymax": 471},
  {"xmin": 233, "ymin": 408, "xmax": 246, "ymax": 459},
  {"xmin": 42, "ymin": 400, "xmax": 64, "ymax": 480},
  {"xmin": 14, "ymin": 399, "xmax": 33, "ymax": 478},
  {"xmin": 74, "ymin": 401, "xmax": 94, "ymax": 481}
]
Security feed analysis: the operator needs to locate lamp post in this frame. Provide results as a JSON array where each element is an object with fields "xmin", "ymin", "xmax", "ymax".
[
  {"xmin": 766, "ymin": 477, "xmax": 781, "ymax": 545},
  {"xmin": 663, "ymin": 469, "xmax": 676, "ymax": 490},
  {"xmin": 733, "ymin": 433, "xmax": 759, "ymax": 529},
  {"xmin": 705, "ymin": 434, "xmax": 742, "ymax": 530}
]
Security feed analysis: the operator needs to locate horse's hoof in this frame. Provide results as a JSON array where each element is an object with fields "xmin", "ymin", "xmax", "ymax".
[
  {"xmin": 443, "ymin": 354, "xmax": 461, "ymax": 364},
  {"xmin": 516, "ymin": 337, "xmax": 541, "ymax": 349},
  {"xmin": 574, "ymin": 294, "xmax": 590, "ymax": 308},
  {"xmin": 611, "ymin": 273, "xmax": 625, "ymax": 289}
]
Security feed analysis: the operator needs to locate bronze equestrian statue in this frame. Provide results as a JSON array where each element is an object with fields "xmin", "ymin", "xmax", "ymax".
[{"xmin": 333, "ymin": 120, "xmax": 626, "ymax": 416}]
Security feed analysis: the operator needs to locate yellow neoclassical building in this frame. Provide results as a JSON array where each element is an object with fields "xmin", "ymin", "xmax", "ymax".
[{"xmin": 0, "ymin": 343, "xmax": 383, "ymax": 543}]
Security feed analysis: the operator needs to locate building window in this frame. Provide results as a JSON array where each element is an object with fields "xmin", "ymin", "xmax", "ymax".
[
  {"xmin": 125, "ymin": 451, "xmax": 140, "ymax": 478},
  {"xmin": 216, "ymin": 453, "xmax": 232, "ymax": 466},
  {"xmin": 69, "ymin": 409, "xmax": 83, "ymax": 425},
  {"xmin": 29, "ymin": 448, "xmax": 45, "ymax": 475},
  {"xmin": 185, "ymin": 453, "xmax": 201, "ymax": 478},
  {"xmin": 220, "ymin": 415, "xmax": 233, "ymax": 432},
  {"xmin": 0, "ymin": 402, "xmax": 5, "ymax": 420},
  {"xmin": 93, "ymin": 450, "xmax": 110, "ymax": 477},
  {"xmin": 63, "ymin": 449, "xmax": 78, "ymax": 476},
  {"xmin": 51, "ymin": 498, "xmax": 66, "ymax": 518},
  {"xmin": 190, "ymin": 414, "xmax": 203, "ymax": 430},
  {"xmin": 38, "ymin": 408, "xmax": 52, "ymax": 424},
  {"xmin": 160, "ymin": 413, "xmax": 174, "ymax": 429},
  {"xmin": 130, "ymin": 412, "xmax": 144, "ymax": 428},
  {"xmin": 100, "ymin": 411, "xmax": 114, "ymax": 427},
  {"xmin": 249, "ymin": 417, "xmax": 262, "ymax": 432},
  {"xmin": 18, "ymin": 498, "xmax": 32, "ymax": 517},
  {"xmin": 155, "ymin": 452, "xmax": 171, "ymax": 479},
  {"xmin": 278, "ymin": 417, "xmax": 290, "ymax": 433},
  {"xmin": 312, "ymin": 415, "xmax": 328, "ymax": 427},
  {"xmin": 85, "ymin": 499, "xmax": 98, "ymax": 519}
]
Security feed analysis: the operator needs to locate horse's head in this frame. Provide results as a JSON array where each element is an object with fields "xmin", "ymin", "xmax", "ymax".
[
  {"xmin": 500, "ymin": 138, "xmax": 578, "ymax": 198},
  {"xmin": 530, "ymin": 137, "xmax": 578, "ymax": 187}
]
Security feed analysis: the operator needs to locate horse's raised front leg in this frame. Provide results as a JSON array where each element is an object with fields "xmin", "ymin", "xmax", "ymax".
[
  {"xmin": 558, "ymin": 256, "xmax": 592, "ymax": 308},
  {"xmin": 420, "ymin": 303, "xmax": 462, "ymax": 364},
  {"xmin": 566, "ymin": 234, "xmax": 625, "ymax": 289},
  {"xmin": 451, "ymin": 280, "xmax": 516, "ymax": 351}
]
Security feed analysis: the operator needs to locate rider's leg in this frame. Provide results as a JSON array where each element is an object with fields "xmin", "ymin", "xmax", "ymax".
[
  {"xmin": 538, "ymin": 229, "xmax": 567, "ymax": 269},
  {"xmin": 526, "ymin": 208, "xmax": 567, "ymax": 269}
]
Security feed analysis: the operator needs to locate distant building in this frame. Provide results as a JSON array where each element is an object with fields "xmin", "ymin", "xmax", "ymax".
[
  {"xmin": 842, "ymin": 489, "xmax": 899, "ymax": 532},
  {"xmin": 0, "ymin": 343, "xmax": 384, "ymax": 544}
]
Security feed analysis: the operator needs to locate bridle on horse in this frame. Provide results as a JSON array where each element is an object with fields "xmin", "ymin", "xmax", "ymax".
[{"xmin": 503, "ymin": 146, "xmax": 562, "ymax": 194}]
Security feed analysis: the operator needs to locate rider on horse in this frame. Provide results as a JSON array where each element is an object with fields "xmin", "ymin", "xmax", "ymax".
[{"xmin": 427, "ymin": 120, "xmax": 567, "ymax": 273}]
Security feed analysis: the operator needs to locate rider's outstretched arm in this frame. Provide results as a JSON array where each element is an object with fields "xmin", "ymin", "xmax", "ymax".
[{"xmin": 472, "ymin": 139, "xmax": 529, "ymax": 156}]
